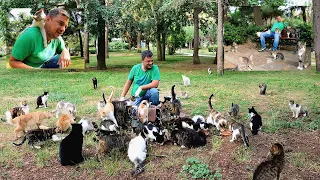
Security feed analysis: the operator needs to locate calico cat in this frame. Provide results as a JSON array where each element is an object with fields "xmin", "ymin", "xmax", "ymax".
[
  {"xmin": 206, "ymin": 94, "xmax": 228, "ymax": 131},
  {"xmin": 259, "ymin": 83, "xmax": 267, "ymax": 95},
  {"xmin": 170, "ymin": 85, "xmax": 182, "ymax": 117},
  {"xmin": 228, "ymin": 121, "xmax": 249, "ymax": 147},
  {"xmin": 59, "ymin": 123, "xmax": 84, "ymax": 166},
  {"xmin": 170, "ymin": 128, "xmax": 207, "ymax": 148},
  {"xmin": 137, "ymin": 100, "xmax": 151, "ymax": 124},
  {"xmin": 248, "ymin": 106, "xmax": 262, "ymax": 135},
  {"xmin": 272, "ymin": 51, "xmax": 284, "ymax": 60},
  {"xmin": 207, "ymin": 68, "xmax": 212, "ymax": 74},
  {"xmin": 230, "ymin": 42, "xmax": 238, "ymax": 52},
  {"xmin": 288, "ymin": 100, "xmax": 308, "ymax": 118},
  {"xmin": 253, "ymin": 143, "xmax": 285, "ymax": 180},
  {"xmin": 56, "ymin": 114, "xmax": 76, "ymax": 133},
  {"xmin": 228, "ymin": 103, "xmax": 239, "ymax": 117},
  {"xmin": 13, "ymin": 127, "xmax": 57, "ymax": 149},
  {"xmin": 92, "ymin": 77, "xmax": 98, "ymax": 89},
  {"xmin": 36, "ymin": 91, "xmax": 49, "ymax": 109},
  {"xmin": 9, "ymin": 111, "xmax": 51, "ymax": 139},
  {"xmin": 237, "ymin": 54, "xmax": 254, "ymax": 71},
  {"xmin": 101, "ymin": 86, "xmax": 119, "ymax": 127},
  {"xmin": 53, "ymin": 100, "xmax": 77, "ymax": 120},
  {"xmin": 182, "ymin": 75, "xmax": 191, "ymax": 86}
]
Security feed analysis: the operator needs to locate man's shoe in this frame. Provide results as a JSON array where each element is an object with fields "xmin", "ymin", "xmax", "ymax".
[{"xmin": 258, "ymin": 47, "xmax": 266, "ymax": 52}]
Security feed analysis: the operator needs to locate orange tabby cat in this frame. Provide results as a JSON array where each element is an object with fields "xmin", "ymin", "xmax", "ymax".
[
  {"xmin": 56, "ymin": 114, "xmax": 76, "ymax": 133},
  {"xmin": 11, "ymin": 111, "xmax": 51, "ymax": 139},
  {"xmin": 137, "ymin": 100, "xmax": 151, "ymax": 124}
]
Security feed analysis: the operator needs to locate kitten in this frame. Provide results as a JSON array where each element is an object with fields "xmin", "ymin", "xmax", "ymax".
[
  {"xmin": 272, "ymin": 51, "xmax": 284, "ymax": 60},
  {"xmin": 59, "ymin": 124, "xmax": 84, "ymax": 166},
  {"xmin": 207, "ymin": 68, "xmax": 212, "ymax": 74},
  {"xmin": 9, "ymin": 111, "xmax": 51, "ymax": 139},
  {"xmin": 228, "ymin": 121, "xmax": 249, "ymax": 147},
  {"xmin": 297, "ymin": 42, "xmax": 309, "ymax": 70},
  {"xmin": 170, "ymin": 85, "xmax": 182, "ymax": 117},
  {"xmin": 13, "ymin": 127, "xmax": 57, "ymax": 149},
  {"xmin": 259, "ymin": 83, "xmax": 267, "ymax": 95},
  {"xmin": 249, "ymin": 106, "xmax": 262, "ymax": 135},
  {"xmin": 20, "ymin": 100, "xmax": 30, "ymax": 114},
  {"xmin": 181, "ymin": 91, "xmax": 188, "ymax": 99},
  {"xmin": 288, "ymin": 100, "xmax": 308, "ymax": 118},
  {"xmin": 253, "ymin": 143, "xmax": 285, "ymax": 180},
  {"xmin": 53, "ymin": 100, "xmax": 77, "ymax": 120},
  {"xmin": 228, "ymin": 103, "xmax": 239, "ymax": 117},
  {"xmin": 56, "ymin": 114, "xmax": 76, "ymax": 133},
  {"xmin": 101, "ymin": 86, "xmax": 119, "ymax": 127},
  {"xmin": 238, "ymin": 54, "xmax": 254, "ymax": 71},
  {"xmin": 170, "ymin": 128, "xmax": 207, "ymax": 148},
  {"xmin": 79, "ymin": 117, "xmax": 93, "ymax": 135},
  {"xmin": 36, "ymin": 91, "xmax": 49, "ymax": 109},
  {"xmin": 92, "ymin": 77, "xmax": 98, "ymax": 89},
  {"xmin": 182, "ymin": 75, "xmax": 190, "ymax": 86},
  {"xmin": 137, "ymin": 100, "xmax": 151, "ymax": 124},
  {"xmin": 206, "ymin": 94, "xmax": 228, "ymax": 131},
  {"xmin": 230, "ymin": 42, "xmax": 238, "ymax": 52},
  {"xmin": 100, "ymin": 119, "xmax": 120, "ymax": 133}
]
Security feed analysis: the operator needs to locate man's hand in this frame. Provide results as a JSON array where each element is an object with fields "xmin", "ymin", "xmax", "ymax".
[
  {"xmin": 58, "ymin": 49, "xmax": 71, "ymax": 68},
  {"xmin": 120, "ymin": 96, "xmax": 126, "ymax": 101},
  {"xmin": 134, "ymin": 87, "xmax": 142, "ymax": 97}
]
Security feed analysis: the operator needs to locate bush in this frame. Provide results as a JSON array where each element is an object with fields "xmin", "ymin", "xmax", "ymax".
[
  {"xmin": 181, "ymin": 157, "xmax": 222, "ymax": 179},
  {"xmin": 224, "ymin": 22, "xmax": 248, "ymax": 45},
  {"xmin": 109, "ymin": 41, "xmax": 129, "ymax": 50},
  {"xmin": 208, "ymin": 45, "xmax": 218, "ymax": 53}
]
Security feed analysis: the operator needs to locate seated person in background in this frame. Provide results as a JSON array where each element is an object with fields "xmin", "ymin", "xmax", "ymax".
[
  {"xmin": 120, "ymin": 50, "xmax": 160, "ymax": 106},
  {"xmin": 258, "ymin": 15, "xmax": 289, "ymax": 53},
  {"xmin": 9, "ymin": 8, "xmax": 71, "ymax": 69}
]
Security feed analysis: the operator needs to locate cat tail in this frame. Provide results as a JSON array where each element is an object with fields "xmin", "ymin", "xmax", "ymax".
[
  {"xmin": 5, "ymin": 111, "xmax": 13, "ymax": 125},
  {"xmin": 102, "ymin": 93, "xmax": 107, "ymax": 104},
  {"xmin": 171, "ymin": 85, "xmax": 176, "ymax": 100},
  {"xmin": 132, "ymin": 159, "xmax": 144, "ymax": 176},
  {"xmin": 208, "ymin": 94, "xmax": 214, "ymax": 110},
  {"xmin": 240, "ymin": 124, "xmax": 249, "ymax": 147},
  {"xmin": 13, "ymin": 136, "xmax": 27, "ymax": 146},
  {"xmin": 107, "ymin": 86, "xmax": 115, "ymax": 104}
]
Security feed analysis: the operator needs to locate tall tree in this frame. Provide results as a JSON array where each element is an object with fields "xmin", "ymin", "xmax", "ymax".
[
  {"xmin": 254, "ymin": 6, "xmax": 263, "ymax": 25},
  {"xmin": 314, "ymin": 0, "xmax": 320, "ymax": 71},
  {"xmin": 217, "ymin": 0, "xmax": 224, "ymax": 75}
]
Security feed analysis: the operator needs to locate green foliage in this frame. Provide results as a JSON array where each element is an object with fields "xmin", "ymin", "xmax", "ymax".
[
  {"xmin": 296, "ymin": 23, "xmax": 313, "ymax": 46},
  {"xmin": 108, "ymin": 41, "xmax": 129, "ymax": 50},
  {"xmin": 208, "ymin": 45, "xmax": 218, "ymax": 52},
  {"xmin": 224, "ymin": 22, "xmax": 247, "ymax": 45},
  {"xmin": 181, "ymin": 157, "xmax": 222, "ymax": 179}
]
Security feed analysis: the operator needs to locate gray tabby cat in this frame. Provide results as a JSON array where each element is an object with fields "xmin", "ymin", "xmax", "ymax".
[
  {"xmin": 228, "ymin": 103, "xmax": 239, "ymax": 117},
  {"xmin": 238, "ymin": 54, "xmax": 254, "ymax": 71},
  {"xmin": 272, "ymin": 51, "xmax": 284, "ymax": 60},
  {"xmin": 297, "ymin": 42, "xmax": 309, "ymax": 70}
]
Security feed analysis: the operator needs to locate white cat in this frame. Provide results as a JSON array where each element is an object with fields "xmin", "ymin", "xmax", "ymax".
[
  {"xmin": 182, "ymin": 75, "xmax": 190, "ymax": 86},
  {"xmin": 288, "ymin": 100, "xmax": 308, "ymax": 118},
  {"xmin": 26, "ymin": 9, "xmax": 47, "ymax": 48},
  {"xmin": 78, "ymin": 117, "xmax": 93, "ymax": 135}
]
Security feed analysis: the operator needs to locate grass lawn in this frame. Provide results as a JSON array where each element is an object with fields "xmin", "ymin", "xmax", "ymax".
[{"xmin": 0, "ymin": 51, "xmax": 319, "ymax": 179}]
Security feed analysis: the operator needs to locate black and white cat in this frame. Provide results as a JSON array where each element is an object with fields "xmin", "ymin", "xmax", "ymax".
[
  {"xmin": 59, "ymin": 124, "xmax": 84, "ymax": 166},
  {"xmin": 170, "ymin": 128, "xmax": 207, "ymax": 148},
  {"xmin": 288, "ymin": 100, "xmax": 308, "ymax": 118},
  {"xmin": 13, "ymin": 127, "xmax": 57, "ymax": 149},
  {"xmin": 248, "ymin": 106, "xmax": 262, "ymax": 135},
  {"xmin": 36, "ymin": 91, "xmax": 49, "ymax": 109},
  {"xmin": 175, "ymin": 117, "xmax": 209, "ymax": 131},
  {"xmin": 228, "ymin": 121, "xmax": 249, "ymax": 147}
]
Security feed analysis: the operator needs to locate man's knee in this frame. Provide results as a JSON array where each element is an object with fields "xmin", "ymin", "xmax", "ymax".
[{"xmin": 149, "ymin": 88, "xmax": 159, "ymax": 105}]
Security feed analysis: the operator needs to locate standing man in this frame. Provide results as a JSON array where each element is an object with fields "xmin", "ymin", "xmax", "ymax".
[
  {"xmin": 258, "ymin": 15, "xmax": 288, "ymax": 52},
  {"xmin": 9, "ymin": 8, "xmax": 71, "ymax": 68},
  {"xmin": 120, "ymin": 50, "xmax": 160, "ymax": 106}
]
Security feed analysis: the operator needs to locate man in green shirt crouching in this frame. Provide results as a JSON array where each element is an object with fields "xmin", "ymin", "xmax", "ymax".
[{"xmin": 9, "ymin": 8, "xmax": 71, "ymax": 69}]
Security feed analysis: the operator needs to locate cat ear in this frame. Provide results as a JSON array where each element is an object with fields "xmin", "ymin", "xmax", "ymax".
[
  {"xmin": 248, "ymin": 54, "xmax": 254, "ymax": 63},
  {"xmin": 238, "ymin": 57, "xmax": 245, "ymax": 63}
]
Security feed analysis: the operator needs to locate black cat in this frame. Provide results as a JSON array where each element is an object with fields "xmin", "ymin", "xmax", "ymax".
[
  {"xmin": 36, "ymin": 91, "xmax": 49, "ymax": 109},
  {"xmin": 92, "ymin": 77, "xmax": 97, "ymax": 89},
  {"xmin": 59, "ymin": 124, "xmax": 84, "ymax": 166},
  {"xmin": 249, "ymin": 106, "xmax": 262, "ymax": 135}
]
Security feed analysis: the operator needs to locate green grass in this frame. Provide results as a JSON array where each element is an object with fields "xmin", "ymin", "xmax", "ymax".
[{"xmin": 232, "ymin": 146, "xmax": 252, "ymax": 163}]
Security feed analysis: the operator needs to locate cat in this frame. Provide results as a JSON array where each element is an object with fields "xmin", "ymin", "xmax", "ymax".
[
  {"xmin": 181, "ymin": 91, "xmax": 188, "ymax": 99},
  {"xmin": 253, "ymin": 143, "xmax": 285, "ymax": 180},
  {"xmin": 13, "ymin": 127, "xmax": 57, "ymax": 149},
  {"xmin": 59, "ymin": 123, "xmax": 84, "ymax": 166},
  {"xmin": 97, "ymin": 99, "xmax": 106, "ymax": 118},
  {"xmin": 272, "ymin": 51, "xmax": 284, "ymax": 60},
  {"xmin": 170, "ymin": 128, "xmax": 207, "ymax": 148},
  {"xmin": 297, "ymin": 42, "xmax": 309, "ymax": 70},
  {"xmin": 237, "ymin": 54, "xmax": 254, "ymax": 71},
  {"xmin": 128, "ymin": 132, "xmax": 147, "ymax": 176},
  {"xmin": 206, "ymin": 94, "xmax": 228, "ymax": 131},
  {"xmin": 5, "ymin": 107, "xmax": 25, "ymax": 123},
  {"xmin": 100, "ymin": 119, "xmax": 120, "ymax": 133},
  {"xmin": 22, "ymin": 9, "xmax": 47, "ymax": 48},
  {"xmin": 207, "ymin": 68, "xmax": 212, "ymax": 74},
  {"xmin": 56, "ymin": 114, "xmax": 76, "ymax": 133},
  {"xmin": 8, "ymin": 111, "xmax": 52, "ymax": 139},
  {"xmin": 288, "ymin": 100, "xmax": 308, "ymax": 118},
  {"xmin": 137, "ymin": 100, "xmax": 151, "ymax": 124},
  {"xmin": 182, "ymin": 75, "xmax": 190, "ymax": 86},
  {"xmin": 79, "ymin": 117, "xmax": 94, "ymax": 135},
  {"xmin": 228, "ymin": 121, "xmax": 249, "ymax": 147},
  {"xmin": 92, "ymin": 77, "xmax": 98, "ymax": 89},
  {"xmin": 192, "ymin": 115, "xmax": 205, "ymax": 123},
  {"xmin": 175, "ymin": 117, "xmax": 209, "ymax": 131},
  {"xmin": 36, "ymin": 91, "xmax": 49, "ymax": 109},
  {"xmin": 248, "ymin": 106, "xmax": 262, "ymax": 135},
  {"xmin": 259, "ymin": 83, "xmax": 267, "ymax": 95},
  {"xmin": 228, "ymin": 103, "xmax": 239, "ymax": 117},
  {"xmin": 53, "ymin": 100, "xmax": 77, "ymax": 120},
  {"xmin": 170, "ymin": 85, "xmax": 182, "ymax": 117},
  {"xmin": 20, "ymin": 100, "xmax": 30, "ymax": 115},
  {"xmin": 230, "ymin": 42, "xmax": 238, "ymax": 52},
  {"xmin": 101, "ymin": 86, "xmax": 119, "ymax": 127}
]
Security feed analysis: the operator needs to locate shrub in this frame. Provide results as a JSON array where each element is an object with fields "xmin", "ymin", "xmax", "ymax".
[
  {"xmin": 181, "ymin": 157, "xmax": 222, "ymax": 179},
  {"xmin": 109, "ymin": 41, "xmax": 129, "ymax": 50},
  {"xmin": 224, "ymin": 22, "xmax": 248, "ymax": 45}
]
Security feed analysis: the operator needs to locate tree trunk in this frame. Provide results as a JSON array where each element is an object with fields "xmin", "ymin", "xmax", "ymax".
[
  {"xmin": 78, "ymin": 28, "xmax": 83, "ymax": 57},
  {"xmin": 301, "ymin": 6, "xmax": 307, "ymax": 22},
  {"xmin": 161, "ymin": 32, "xmax": 166, "ymax": 61},
  {"xmin": 156, "ymin": 31, "xmax": 163, "ymax": 61},
  {"xmin": 217, "ymin": 0, "xmax": 224, "ymax": 75},
  {"xmin": 137, "ymin": 30, "xmax": 141, "ymax": 53},
  {"xmin": 254, "ymin": 6, "xmax": 263, "ymax": 26},
  {"xmin": 314, "ymin": 0, "xmax": 320, "ymax": 71},
  {"xmin": 193, "ymin": 8, "xmax": 200, "ymax": 64},
  {"xmin": 97, "ymin": 10, "xmax": 107, "ymax": 70},
  {"xmin": 84, "ymin": 31, "xmax": 89, "ymax": 64},
  {"xmin": 105, "ymin": 25, "xmax": 109, "ymax": 58}
]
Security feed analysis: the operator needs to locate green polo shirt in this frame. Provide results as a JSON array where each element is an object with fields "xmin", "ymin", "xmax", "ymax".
[
  {"xmin": 271, "ymin": 22, "xmax": 286, "ymax": 32},
  {"xmin": 11, "ymin": 27, "xmax": 65, "ymax": 67}
]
